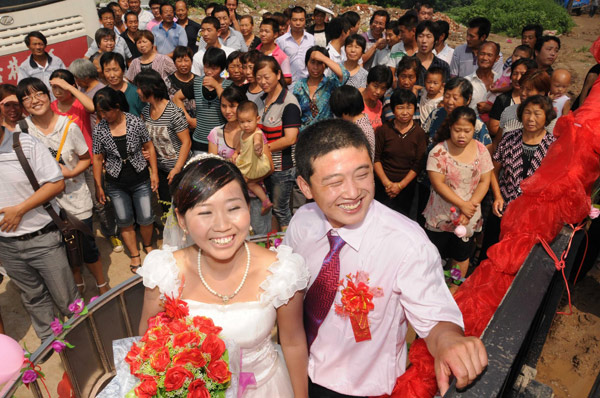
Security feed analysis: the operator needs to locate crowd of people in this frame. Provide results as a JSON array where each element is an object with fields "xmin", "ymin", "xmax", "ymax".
[{"xmin": 0, "ymin": 0, "xmax": 596, "ymax": 396}]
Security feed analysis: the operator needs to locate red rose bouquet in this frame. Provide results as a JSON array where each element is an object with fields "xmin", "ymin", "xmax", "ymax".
[{"xmin": 124, "ymin": 293, "xmax": 232, "ymax": 398}]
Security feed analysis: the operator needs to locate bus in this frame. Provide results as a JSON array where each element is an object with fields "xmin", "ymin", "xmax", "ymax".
[{"xmin": 0, "ymin": 0, "xmax": 100, "ymax": 85}]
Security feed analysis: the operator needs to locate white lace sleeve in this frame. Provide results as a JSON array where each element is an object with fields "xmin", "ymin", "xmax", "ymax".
[
  {"xmin": 259, "ymin": 245, "xmax": 310, "ymax": 308},
  {"xmin": 136, "ymin": 250, "xmax": 181, "ymax": 299}
]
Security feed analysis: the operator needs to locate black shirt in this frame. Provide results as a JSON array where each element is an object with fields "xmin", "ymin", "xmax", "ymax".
[
  {"xmin": 121, "ymin": 30, "xmax": 142, "ymax": 59},
  {"xmin": 181, "ymin": 18, "xmax": 202, "ymax": 54},
  {"xmin": 417, "ymin": 56, "xmax": 450, "ymax": 87},
  {"xmin": 490, "ymin": 91, "xmax": 515, "ymax": 121},
  {"xmin": 105, "ymin": 135, "xmax": 149, "ymax": 186}
]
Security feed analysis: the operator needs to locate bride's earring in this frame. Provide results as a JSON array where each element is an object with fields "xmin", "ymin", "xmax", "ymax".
[{"xmin": 182, "ymin": 229, "xmax": 188, "ymax": 243}]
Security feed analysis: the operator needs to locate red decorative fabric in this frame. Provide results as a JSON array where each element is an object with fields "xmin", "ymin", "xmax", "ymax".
[{"xmin": 386, "ymin": 36, "xmax": 600, "ymax": 398}]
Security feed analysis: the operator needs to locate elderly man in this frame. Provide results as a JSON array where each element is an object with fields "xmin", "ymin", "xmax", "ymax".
[
  {"xmin": 175, "ymin": 0, "xmax": 202, "ymax": 54},
  {"xmin": 361, "ymin": 10, "xmax": 389, "ymax": 70},
  {"xmin": 466, "ymin": 41, "xmax": 500, "ymax": 118},
  {"xmin": 152, "ymin": 2, "xmax": 188, "ymax": 56}
]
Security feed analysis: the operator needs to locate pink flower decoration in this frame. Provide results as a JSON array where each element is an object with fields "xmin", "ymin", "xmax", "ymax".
[
  {"xmin": 273, "ymin": 238, "xmax": 282, "ymax": 248},
  {"xmin": 50, "ymin": 318, "xmax": 63, "ymax": 336},
  {"xmin": 51, "ymin": 340, "xmax": 66, "ymax": 353},
  {"xmin": 22, "ymin": 369, "xmax": 38, "ymax": 384},
  {"xmin": 590, "ymin": 206, "xmax": 600, "ymax": 219},
  {"xmin": 450, "ymin": 268, "xmax": 462, "ymax": 280},
  {"xmin": 68, "ymin": 299, "xmax": 85, "ymax": 315},
  {"xmin": 89, "ymin": 296, "xmax": 99, "ymax": 303}
]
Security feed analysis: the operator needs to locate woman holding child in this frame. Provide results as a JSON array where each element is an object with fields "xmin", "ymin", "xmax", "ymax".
[{"xmin": 138, "ymin": 155, "xmax": 309, "ymax": 397}]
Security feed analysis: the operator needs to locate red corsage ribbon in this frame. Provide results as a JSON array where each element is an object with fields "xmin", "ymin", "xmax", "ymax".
[{"xmin": 334, "ymin": 272, "xmax": 383, "ymax": 342}]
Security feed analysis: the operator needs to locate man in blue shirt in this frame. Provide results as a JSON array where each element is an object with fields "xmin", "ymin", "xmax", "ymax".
[{"xmin": 152, "ymin": 3, "xmax": 188, "ymax": 56}]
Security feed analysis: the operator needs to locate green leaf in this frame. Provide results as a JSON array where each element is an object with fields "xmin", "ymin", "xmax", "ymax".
[{"xmin": 65, "ymin": 342, "xmax": 75, "ymax": 349}]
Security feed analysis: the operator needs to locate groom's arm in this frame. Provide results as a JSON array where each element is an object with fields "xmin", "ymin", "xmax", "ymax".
[{"xmin": 424, "ymin": 322, "xmax": 488, "ymax": 395}]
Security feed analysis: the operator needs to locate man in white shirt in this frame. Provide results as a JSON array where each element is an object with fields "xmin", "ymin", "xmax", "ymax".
[
  {"xmin": 192, "ymin": 17, "xmax": 234, "ymax": 76},
  {"xmin": 285, "ymin": 119, "xmax": 488, "ymax": 397},
  {"xmin": 433, "ymin": 20, "xmax": 454, "ymax": 66},
  {"xmin": 128, "ymin": 0, "xmax": 153, "ymax": 30},
  {"xmin": 276, "ymin": 6, "xmax": 315, "ymax": 86},
  {"xmin": 466, "ymin": 41, "xmax": 500, "ymax": 117},
  {"xmin": 325, "ymin": 17, "xmax": 350, "ymax": 65}
]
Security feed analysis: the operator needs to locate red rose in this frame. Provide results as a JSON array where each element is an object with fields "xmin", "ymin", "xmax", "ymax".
[
  {"xmin": 141, "ymin": 338, "xmax": 166, "ymax": 360},
  {"xmin": 168, "ymin": 319, "xmax": 189, "ymax": 334},
  {"xmin": 193, "ymin": 317, "xmax": 222, "ymax": 335},
  {"xmin": 135, "ymin": 378, "xmax": 157, "ymax": 398},
  {"xmin": 173, "ymin": 348, "xmax": 207, "ymax": 367},
  {"xmin": 173, "ymin": 331, "xmax": 201, "ymax": 348},
  {"xmin": 187, "ymin": 378, "xmax": 211, "ymax": 398},
  {"xmin": 150, "ymin": 347, "xmax": 171, "ymax": 373},
  {"xmin": 164, "ymin": 297, "xmax": 189, "ymax": 319},
  {"xmin": 164, "ymin": 366, "xmax": 194, "ymax": 391},
  {"xmin": 125, "ymin": 343, "xmax": 141, "ymax": 365},
  {"xmin": 207, "ymin": 359, "xmax": 231, "ymax": 384},
  {"xmin": 201, "ymin": 334, "xmax": 226, "ymax": 361}
]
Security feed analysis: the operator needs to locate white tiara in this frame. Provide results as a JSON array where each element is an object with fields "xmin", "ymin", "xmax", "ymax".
[{"xmin": 184, "ymin": 153, "xmax": 224, "ymax": 168}]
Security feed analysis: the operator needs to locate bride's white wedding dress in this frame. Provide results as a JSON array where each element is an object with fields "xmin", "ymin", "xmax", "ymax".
[{"xmin": 137, "ymin": 245, "xmax": 310, "ymax": 397}]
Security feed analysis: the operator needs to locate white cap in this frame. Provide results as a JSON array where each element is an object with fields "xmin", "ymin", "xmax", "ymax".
[{"xmin": 314, "ymin": 4, "xmax": 335, "ymax": 16}]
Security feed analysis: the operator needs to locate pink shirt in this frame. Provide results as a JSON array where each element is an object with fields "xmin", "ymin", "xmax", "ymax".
[
  {"xmin": 256, "ymin": 43, "xmax": 292, "ymax": 78},
  {"xmin": 284, "ymin": 201, "xmax": 464, "ymax": 396},
  {"xmin": 364, "ymin": 99, "xmax": 383, "ymax": 131}
]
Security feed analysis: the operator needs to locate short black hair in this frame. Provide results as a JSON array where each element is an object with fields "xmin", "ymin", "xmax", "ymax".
[
  {"xmin": 295, "ymin": 119, "xmax": 371, "ymax": 182},
  {"xmin": 98, "ymin": 6, "xmax": 115, "ymax": 19},
  {"xmin": 398, "ymin": 13, "xmax": 418, "ymax": 31},
  {"xmin": 468, "ymin": 17, "xmax": 491, "ymax": 39},
  {"xmin": 201, "ymin": 16, "xmax": 221, "ymax": 30},
  {"xmin": 95, "ymin": 28, "xmax": 116, "ymax": 46},
  {"xmin": 445, "ymin": 77, "xmax": 473, "ymax": 104},
  {"xmin": 50, "ymin": 69, "xmax": 76, "ymax": 86},
  {"xmin": 344, "ymin": 34, "xmax": 366, "ymax": 52},
  {"xmin": 370, "ymin": 10, "xmax": 390, "ymax": 25},
  {"xmin": 160, "ymin": 3, "xmax": 174, "ymax": 14},
  {"xmin": 390, "ymin": 88, "xmax": 417, "ymax": 110},
  {"xmin": 260, "ymin": 18, "xmax": 280, "ymax": 34},
  {"xmin": 330, "ymin": 85, "xmax": 365, "ymax": 118},
  {"xmin": 172, "ymin": 45, "xmax": 194, "ymax": 62},
  {"xmin": 242, "ymin": 49, "xmax": 261, "ymax": 65},
  {"xmin": 434, "ymin": 106, "xmax": 476, "ymax": 143},
  {"xmin": 124, "ymin": 10, "xmax": 139, "ymax": 21},
  {"xmin": 517, "ymin": 95, "xmax": 556, "ymax": 126},
  {"xmin": 240, "ymin": 15, "xmax": 254, "ymax": 25},
  {"xmin": 396, "ymin": 55, "xmax": 421, "ymax": 76},
  {"xmin": 534, "ymin": 35, "xmax": 561, "ymax": 53},
  {"xmin": 290, "ymin": 6, "xmax": 306, "ymax": 17},
  {"xmin": 237, "ymin": 99, "xmax": 258, "ymax": 116},
  {"xmin": 93, "ymin": 86, "xmax": 130, "ymax": 113},
  {"xmin": 305, "ymin": 46, "xmax": 329, "ymax": 66},
  {"xmin": 326, "ymin": 16, "xmax": 350, "ymax": 40},
  {"xmin": 133, "ymin": 69, "xmax": 169, "ymax": 100},
  {"xmin": 100, "ymin": 51, "xmax": 126, "ymax": 72},
  {"xmin": 16, "ymin": 78, "xmax": 50, "ymax": 104},
  {"xmin": 221, "ymin": 85, "xmax": 246, "ymax": 104},
  {"xmin": 436, "ymin": 20, "xmax": 450, "ymax": 42},
  {"xmin": 426, "ymin": 65, "xmax": 446, "ymax": 81},
  {"xmin": 386, "ymin": 20, "xmax": 400, "ymax": 35},
  {"xmin": 418, "ymin": 3, "xmax": 434, "ymax": 11},
  {"xmin": 212, "ymin": 4, "xmax": 229, "ymax": 16},
  {"xmin": 227, "ymin": 50, "xmax": 244, "ymax": 68},
  {"xmin": 24, "ymin": 31, "xmax": 47, "ymax": 47},
  {"xmin": 367, "ymin": 65, "xmax": 393, "ymax": 88},
  {"xmin": 149, "ymin": 0, "xmax": 164, "ymax": 6},
  {"xmin": 522, "ymin": 24, "xmax": 543, "ymax": 40},
  {"xmin": 416, "ymin": 20, "xmax": 440, "ymax": 42},
  {"xmin": 480, "ymin": 41, "xmax": 500, "ymax": 56},
  {"xmin": 203, "ymin": 47, "xmax": 227, "ymax": 70},
  {"xmin": 514, "ymin": 44, "xmax": 534, "ymax": 58},
  {"xmin": 342, "ymin": 11, "xmax": 360, "ymax": 28}
]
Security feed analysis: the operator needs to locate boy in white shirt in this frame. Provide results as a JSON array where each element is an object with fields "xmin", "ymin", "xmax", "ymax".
[{"xmin": 420, "ymin": 66, "xmax": 445, "ymax": 124}]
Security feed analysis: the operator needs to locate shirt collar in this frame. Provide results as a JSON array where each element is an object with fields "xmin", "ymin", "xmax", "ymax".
[
  {"xmin": 29, "ymin": 53, "xmax": 52, "ymax": 68},
  {"xmin": 313, "ymin": 199, "xmax": 376, "ymax": 252},
  {"xmin": 159, "ymin": 21, "xmax": 177, "ymax": 31}
]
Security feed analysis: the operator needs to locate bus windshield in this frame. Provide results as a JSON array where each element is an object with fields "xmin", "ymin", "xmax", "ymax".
[{"xmin": 0, "ymin": 0, "xmax": 63, "ymax": 13}]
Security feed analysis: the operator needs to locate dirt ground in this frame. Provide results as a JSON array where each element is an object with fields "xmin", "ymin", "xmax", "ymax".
[{"xmin": 0, "ymin": 11, "xmax": 599, "ymax": 398}]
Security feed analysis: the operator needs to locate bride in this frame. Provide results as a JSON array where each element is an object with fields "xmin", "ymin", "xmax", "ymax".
[{"xmin": 137, "ymin": 155, "xmax": 309, "ymax": 397}]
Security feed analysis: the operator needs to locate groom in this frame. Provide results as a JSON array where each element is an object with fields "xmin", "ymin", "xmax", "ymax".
[{"xmin": 284, "ymin": 119, "xmax": 487, "ymax": 397}]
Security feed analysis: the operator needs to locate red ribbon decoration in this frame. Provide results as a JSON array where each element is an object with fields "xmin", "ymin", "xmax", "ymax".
[
  {"xmin": 335, "ymin": 273, "xmax": 382, "ymax": 343},
  {"xmin": 23, "ymin": 357, "xmax": 52, "ymax": 398}
]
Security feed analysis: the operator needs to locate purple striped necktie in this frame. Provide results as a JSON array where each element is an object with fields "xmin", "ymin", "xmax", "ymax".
[{"xmin": 304, "ymin": 230, "xmax": 346, "ymax": 349}]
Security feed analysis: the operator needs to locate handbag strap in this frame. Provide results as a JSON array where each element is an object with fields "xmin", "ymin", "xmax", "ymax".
[
  {"xmin": 55, "ymin": 116, "xmax": 74, "ymax": 162},
  {"xmin": 12, "ymin": 123, "xmax": 91, "ymax": 236}
]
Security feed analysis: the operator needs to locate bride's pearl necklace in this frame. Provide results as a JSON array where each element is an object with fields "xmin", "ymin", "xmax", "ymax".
[{"xmin": 197, "ymin": 241, "xmax": 250, "ymax": 304}]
